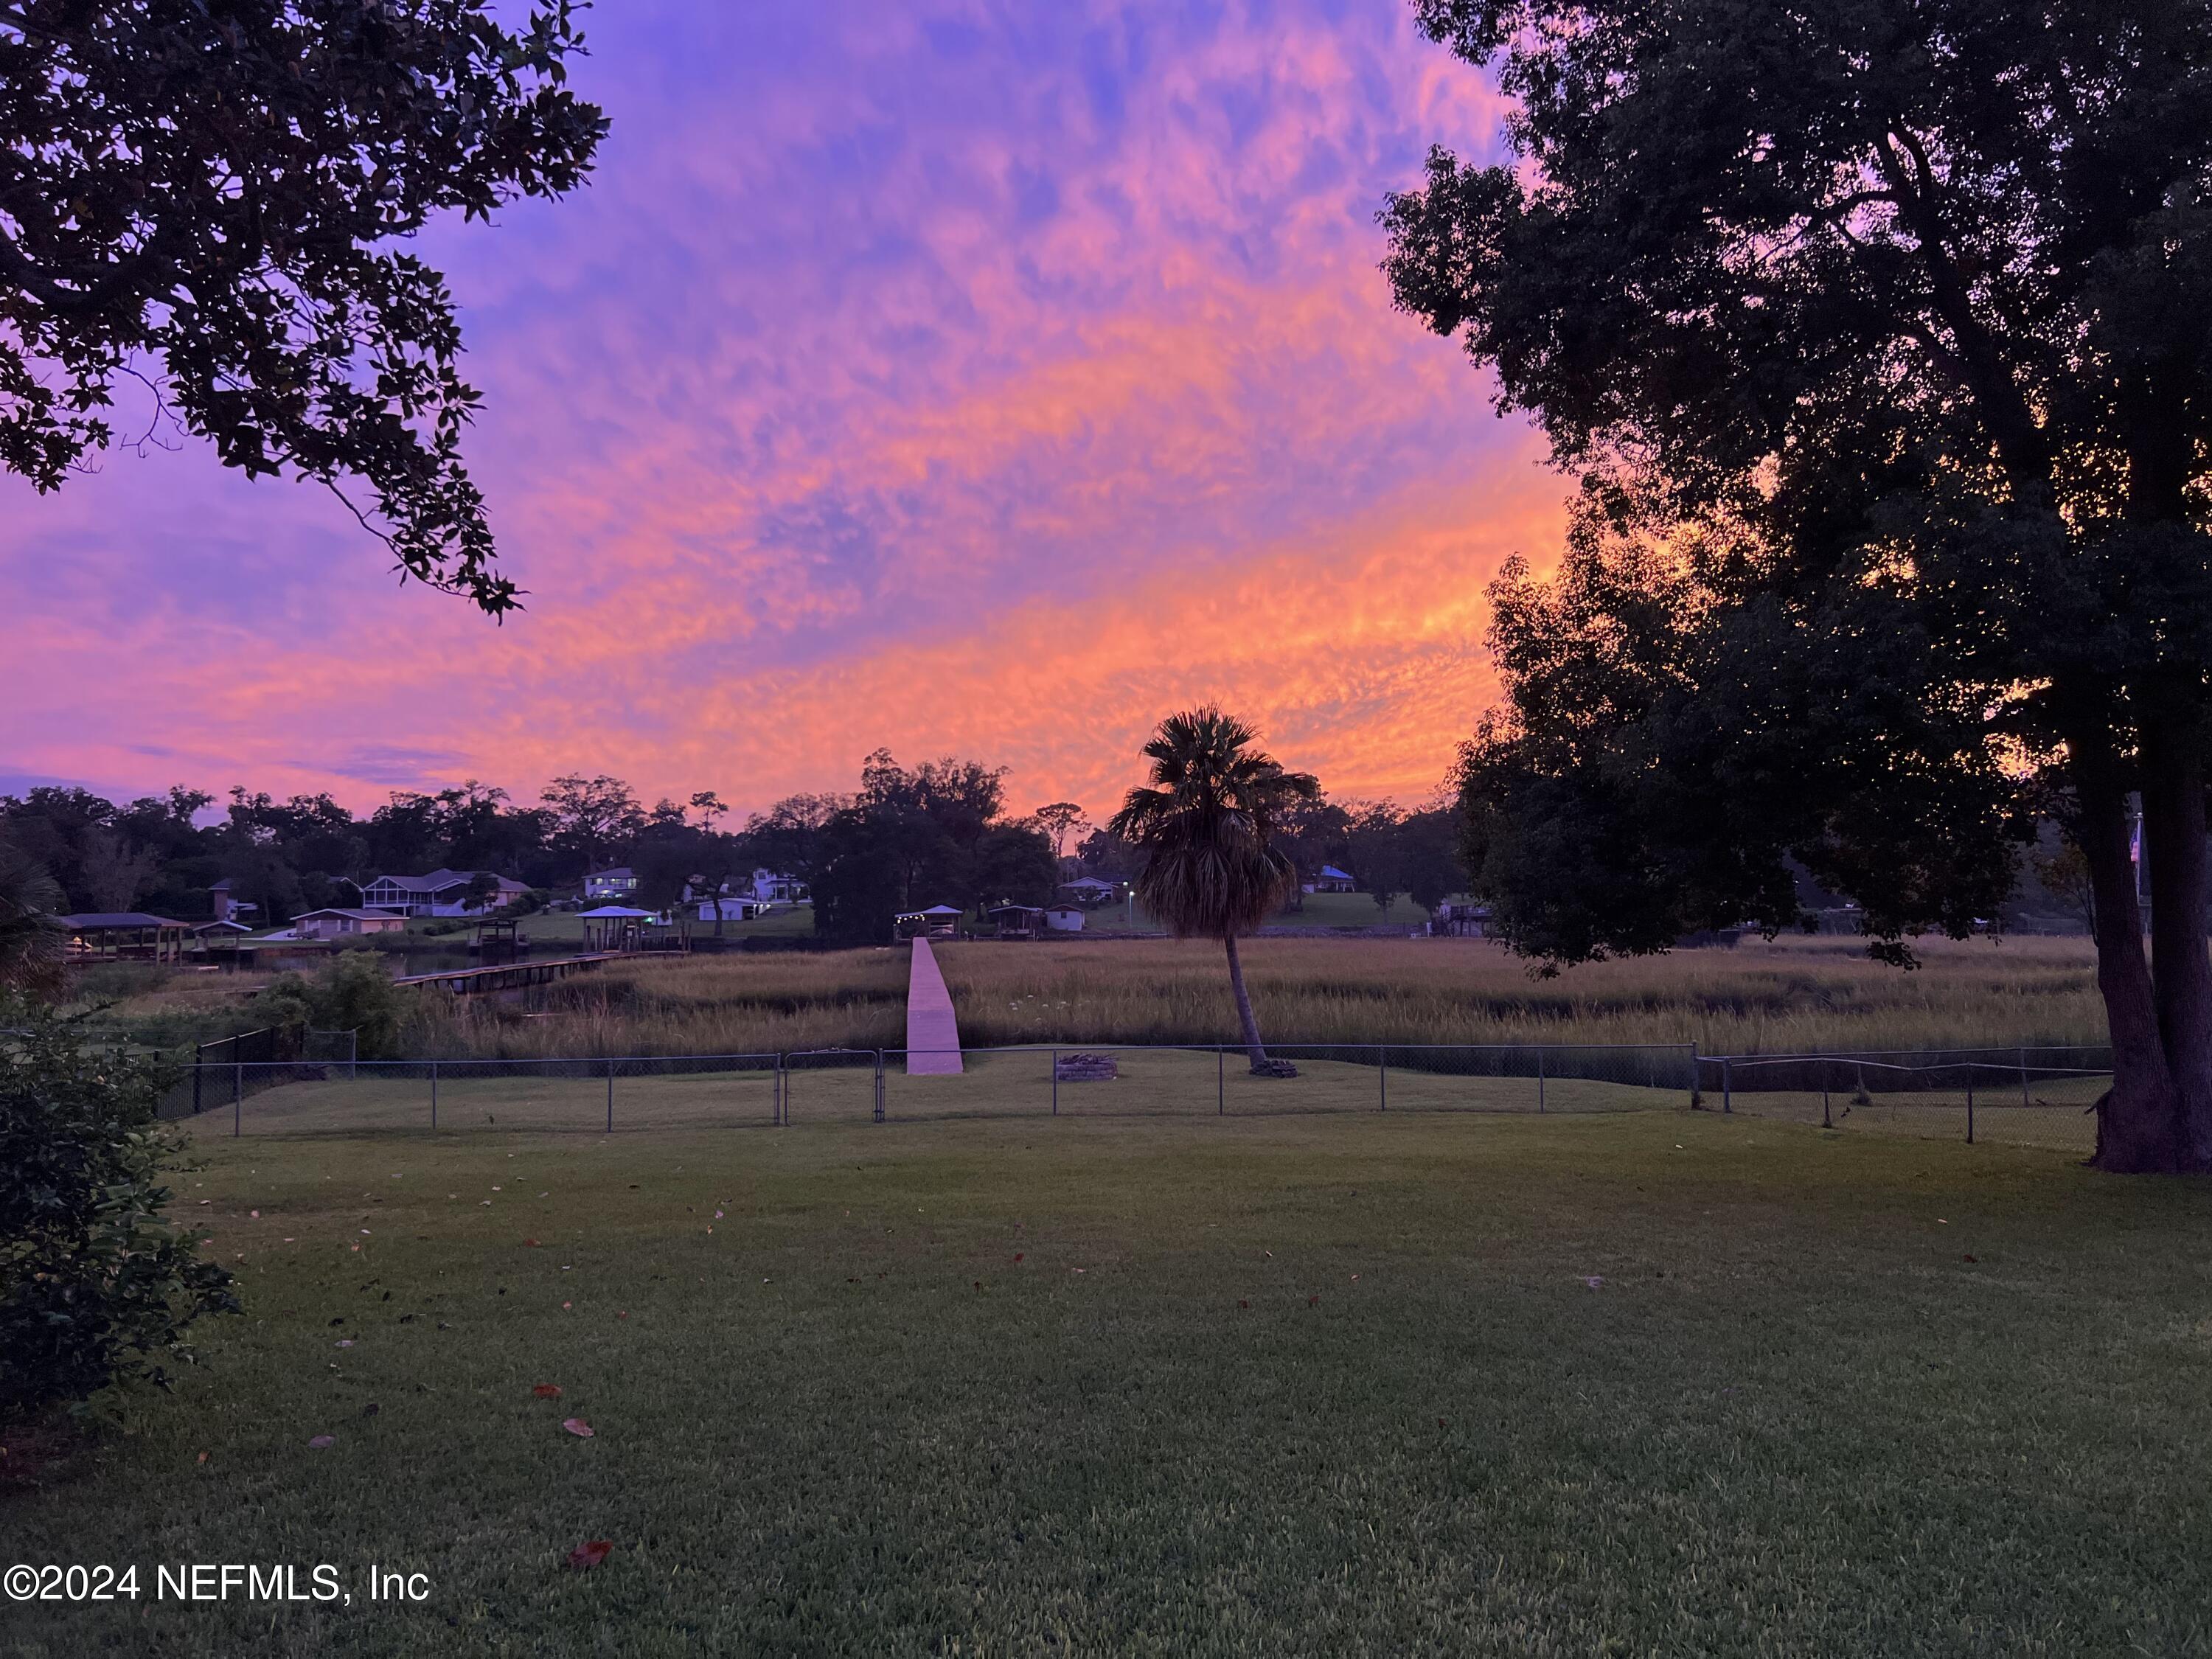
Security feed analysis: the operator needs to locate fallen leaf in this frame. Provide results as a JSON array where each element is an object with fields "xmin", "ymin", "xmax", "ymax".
[
  {"xmin": 361, "ymin": 1402, "xmax": 380, "ymax": 1418},
  {"xmin": 562, "ymin": 1418, "xmax": 594, "ymax": 1439},
  {"xmin": 1308, "ymin": 1295, "xmax": 1320, "ymax": 1307},
  {"xmin": 1584, "ymin": 1276, "xmax": 1605, "ymax": 1290},
  {"xmin": 307, "ymin": 1435, "xmax": 335, "ymax": 1450},
  {"xmin": 524, "ymin": 1239, "xmax": 540, "ymax": 1248},
  {"xmin": 249, "ymin": 1209, "xmax": 260, "ymax": 1219},
  {"xmin": 532, "ymin": 1384, "xmax": 563, "ymax": 1399},
  {"xmin": 1237, "ymin": 1299, "xmax": 1249, "ymax": 1310},
  {"xmin": 1964, "ymin": 1253, "xmax": 1978, "ymax": 1263},
  {"xmin": 1012, "ymin": 1253, "xmax": 1024, "ymax": 1264},
  {"xmin": 561, "ymin": 1301, "xmax": 572, "ymax": 1311},
  {"xmin": 196, "ymin": 1451, "xmax": 209, "ymax": 1464},
  {"xmin": 616, "ymin": 1310, "xmax": 629, "ymax": 1320},
  {"xmin": 565, "ymin": 1540, "xmax": 613, "ymax": 1571},
  {"xmin": 335, "ymin": 1339, "xmax": 354, "ymax": 1349}
]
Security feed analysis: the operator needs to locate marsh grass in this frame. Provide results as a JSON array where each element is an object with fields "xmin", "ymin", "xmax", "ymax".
[
  {"xmin": 83, "ymin": 934, "xmax": 2110, "ymax": 1062},
  {"xmin": 936, "ymin": 934, "xmax": 2109, "ymax": 1054},
  {"xmin": 394, "ymin": 950, "xmax": 909, "ymax": 1058}
]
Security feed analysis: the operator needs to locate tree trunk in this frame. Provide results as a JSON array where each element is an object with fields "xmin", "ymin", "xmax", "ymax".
[
  {"xmin": 2073, "ymin": 754, "xmax": 2188, "ymax": 1171},
  {"xmin": 1222, "ymin": 932, "xmax": 1268, "ymax": 1068},
  {"xmin": 2140, "ymin": 715, "xmax": 2212, "ymax": 1166}
]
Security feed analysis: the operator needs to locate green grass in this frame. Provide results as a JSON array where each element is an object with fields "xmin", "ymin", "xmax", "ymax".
[{"xmin": 7, "ymin": 1111, "xmax": 2210, "ymax": 1657}]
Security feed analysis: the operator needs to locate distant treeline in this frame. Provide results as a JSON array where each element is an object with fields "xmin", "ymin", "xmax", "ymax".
[{"xmin": 1, "ymin": 753, "xmax": 1467, "ymax": 946}]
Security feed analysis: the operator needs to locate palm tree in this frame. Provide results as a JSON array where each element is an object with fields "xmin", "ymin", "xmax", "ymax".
[{"xmin": 1109, "ymin": 708, "xmax": 1318, "ymax": 1073}]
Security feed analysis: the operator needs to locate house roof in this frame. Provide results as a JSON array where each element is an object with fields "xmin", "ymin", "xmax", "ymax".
[
  {"xmin": 358, "ymin": 868, "xmax": 507, "ymax": 893},
  {"xmin": 191, "ymin": 919, "xmax": 254, "ymax": 934},
  {"xmin": 60, "ymin": 912, "xmax": 189, "ymax": 930},
  {"xmin": 294, "ymin": 908, "xmax": 400, "ymax": 922},
  {"xmin": 1061, "ymin": 876, "xmax": 1116, "ymax": 889},
  {"xmin": 576, "ymin": 905, "xmax": 656, "ymax": 919},
  {"xmin": 987, "ymin": 904, "xmax": 1044, "ymax": 914},
  {"xmin": 1318, "ymin": 865, "xmax": 1354, "ymax": 881},
  {"xmin": 588, "ymin": 866, "xmax": 636, "ymax": 880}
]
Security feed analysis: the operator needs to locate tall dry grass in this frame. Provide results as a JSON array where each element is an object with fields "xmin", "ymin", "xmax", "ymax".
[
  {"xmin": 933, "ymin": 935, "xmax": 2110, "ymax": 1055},
  {"xmin": 103, "ymin": 934, "xmax": 2110, "ymax": 1058},
  {"xmin": 395, "ymin": 949, "xmax": 909, "ymax": 1058}
]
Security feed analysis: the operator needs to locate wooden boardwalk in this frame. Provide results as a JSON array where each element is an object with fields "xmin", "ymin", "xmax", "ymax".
[
  {"xmin": 392, "ymin": 952, "xmax": 625, "ymax": 998},
  {"xmin": 905, "ymin": 938, "xmax": 964, "ymax": 1074}
]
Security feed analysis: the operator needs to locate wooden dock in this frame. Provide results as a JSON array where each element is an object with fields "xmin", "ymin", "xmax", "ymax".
[
  {"xmin": 392, "ymin": 952, "xmax": 626, "ymax": 998},
  {"xmin": 905, "ymin": 938, "xmax": 964, "ymax": 1074}
]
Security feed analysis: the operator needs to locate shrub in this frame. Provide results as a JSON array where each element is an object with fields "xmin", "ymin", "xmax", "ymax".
[
  {"xmin": 0, "ymin": 1004, "xmax": 238, "ymax": 1425},
  {"xmin": 257, "ymin": 953, "xmax": 405, "ymax": 1058}
]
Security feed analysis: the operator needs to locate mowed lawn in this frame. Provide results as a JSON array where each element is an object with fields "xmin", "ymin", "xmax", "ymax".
[{"xmin": 7, "ymin": 1112, "xmax": 2211, "ymax": 1658}]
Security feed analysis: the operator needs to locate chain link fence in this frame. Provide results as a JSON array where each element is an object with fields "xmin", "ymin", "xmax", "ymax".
[
  {"xmin": 1697, "ymin": 1048, "xmax": 2111, "ymax": 1153},
  {"xmin": 157, "ymin": 1040, "xmax": 2111, "ymax": 1151},
  {"xmin": 167, "ymin": 1041, "xmax": 1697, "ymax": 1135}
]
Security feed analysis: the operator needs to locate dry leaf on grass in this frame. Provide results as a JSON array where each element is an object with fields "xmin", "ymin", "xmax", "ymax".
[
  {"xmin": 562, "ymin": 1419, "xmax": 594, "ymax": 1439},
  {"xmin": 532, "ymin": 1384, "xmax": 563, "ymax": 1399},
  {"xmin": 565, "ymin": 1540, "xmax": 613, "ymax": 1571}
]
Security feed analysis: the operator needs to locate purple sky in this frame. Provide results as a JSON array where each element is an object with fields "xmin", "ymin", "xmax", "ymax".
[{"xmin": 1, "ymin": 1, "xmax": 1564, "ymax": 822}]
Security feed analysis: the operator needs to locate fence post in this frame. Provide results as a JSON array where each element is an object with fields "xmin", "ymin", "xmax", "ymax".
[
  {"xmin": 1378, "ymin": 1045, "xmax": 1387, "ymax": 1113},
  {"xmin": 1537, "ymin": 1048, "xmax": 1546, "ymax": 1114},
  {"xmin": 431, "ymin": 1060, "xmax": 439, "ymax": 1130},
  {"xmin": 1821, "ymin": 1078, "xmax": 1832, "ymax": 1129},
  {"xmin": 874, "ymin": 1051, "xmax": 885, "ymax": 1123},
  {"xmin": 193, "ymin": 1058, "xmax": 203, "ymax": 1116},
  {"xmin": 1053, "ymin": 1049, "xmax": 1060, "ymax": 1117},
  {"xmin": 605, "ymin": 1057, "xmax": 614, "ymax": 1134},
  {"xmin": 234, "ymin": 1060, "xmax": 243, "ymax": 1138},
  {"xmin": 1966, "ymin": 1077, "xmax": 1975, "ymax": 1146},
  {"xmin": 2019, "ymin": 1045, "xmax": 2031, "ymax": 1110},
  {"xmin": 1688, "ymin": 1043, "xmax": 1699, "ymax": 1109},
  {"xmin": 1722, "ymin": 1056, "xmax": 1732, "ymax": 1116},
  {"xmin": 1217, "ymin": 1046, "xmax": 1224, "ymax": 1116},
  {"xmin": 349, "ymin": 1028, "xmax": 358, "ymax": 1081}
]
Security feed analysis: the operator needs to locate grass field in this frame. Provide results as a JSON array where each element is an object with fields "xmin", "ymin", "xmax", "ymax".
[{"xmin": 6, "ymin": 1110, "xmax": 2208, "ymax": 1658}]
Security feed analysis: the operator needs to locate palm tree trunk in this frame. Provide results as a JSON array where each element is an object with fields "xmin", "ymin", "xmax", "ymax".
[{"xmin": 1222, "ymin": 932, "xmax": 1267, "ymax": 1068}]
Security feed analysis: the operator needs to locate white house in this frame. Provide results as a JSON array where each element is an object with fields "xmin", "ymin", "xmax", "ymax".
[
  {"xmin": 352, "ymin": 869, "xmax": 529, "ymax": 917},
  {"xmin": 1059, "ymin": 876, "xmax": 1117, "ymax": 907},
  {"xmin": 697, "ymin": 896, "xmax": 767, "ymax": 923},
  {"xmin": 1044, "ymin": 905, "xmax": 1086, "ymax": 931},
  {"xmin": 1309, "ymin": 864, "xmax": 1356, "ymax": 894},
  {"xmin": 748, "ymin": 869, "xmax": 808, "ymax": 902},
  {"xmin": 584, "ymin": 866, "xmax": 640, "ymax": 900},
  {"xmin": 293, "ymin": 908, "xmax": 408, "ymax": 941}
]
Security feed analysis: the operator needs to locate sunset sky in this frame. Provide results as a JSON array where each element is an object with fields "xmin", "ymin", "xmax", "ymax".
[{"xmin": 1, "ymin": 1, "xmax": 1565, "ymax": 823}]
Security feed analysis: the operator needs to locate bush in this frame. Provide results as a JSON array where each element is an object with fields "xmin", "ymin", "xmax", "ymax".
[
  {"xmin": 257, "ymin": 953, "xmax": 405, "ymax": 1058},
  {"xmin": 0, "ymin": 1005, "xmax": 238, "ymax": 1425}
]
